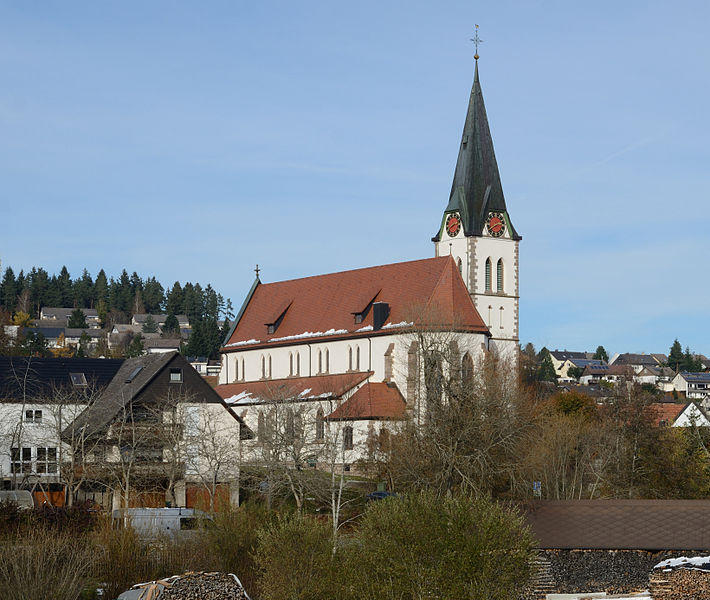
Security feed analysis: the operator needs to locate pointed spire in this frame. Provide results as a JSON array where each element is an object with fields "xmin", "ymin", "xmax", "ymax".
[{"xmin": 443, "ymin": 60, "xmax": 519, "ymax": 239}]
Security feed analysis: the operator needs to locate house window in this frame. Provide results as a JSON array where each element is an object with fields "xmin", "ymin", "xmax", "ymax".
[
  {"xmin": 169, "ymin": 368, "xmax": 183, "ymax": 383},
  {"xmin": 36, "ymin": 447, "xmax": 58, "ymax": 474},
  {"xmin": 11, "ymin": 447, "xmax": 32, "ymax": 473},
  {"xmin": 485, "ymin": 258, "xmax": 492, "ymax": 292},
  {"xmin": 316, "ymin": 408, "xmax": 324, "ymax": 441},
  {"xmin": 24, "ymin": 409, "xmax": 42, "ymax": 424},
  {"xmin": 343, "ymin": 426, "xmax": 354, "ymax": 450},
  {"xmin": 70, "ymin": 372, "xmax": 87, "ymax": 387},
  {"xmin": 496, "ymin": 259, "xmax": 504, "ymax": 293}
]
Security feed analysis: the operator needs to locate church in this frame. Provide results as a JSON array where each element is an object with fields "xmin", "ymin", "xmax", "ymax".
[{"xmin": 215, "ymin": 57, "xmax": 521, "ymax": 468}]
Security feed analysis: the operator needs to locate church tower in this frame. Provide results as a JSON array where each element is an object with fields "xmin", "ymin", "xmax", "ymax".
[{"xmin": 433, "ymin": 57, "xmax": 521, "ymax": 353}]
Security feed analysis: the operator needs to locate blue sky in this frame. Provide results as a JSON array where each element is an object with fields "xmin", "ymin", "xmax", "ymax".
[{"xmin": 1, "ymin": 1, "xmax": 708, "ymax": 357}]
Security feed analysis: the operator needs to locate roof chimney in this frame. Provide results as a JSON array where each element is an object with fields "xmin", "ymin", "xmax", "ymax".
[{"xmin": 372, "ymin": 302, "xmax": 390, "ymax": 331}]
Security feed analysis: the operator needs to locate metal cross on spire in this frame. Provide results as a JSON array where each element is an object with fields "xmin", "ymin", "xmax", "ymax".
[
  {"xmin": 470, "ymin": 24, "xmax": 482, "ymax": 60},
  {"xmin": 254, "ymin": 264, "xmax": 260, "ymax": 278}
]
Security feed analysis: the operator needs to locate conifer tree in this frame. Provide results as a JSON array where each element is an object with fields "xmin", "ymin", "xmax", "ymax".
[
  {"xmin": 162, "ymin": 313, "xmax": 181, "ymax": 338},
  {"xmin": 142, "ymin": 314, "xmax": 158, "ymax": 333},
  {"xmin": 668, "ymin": 339, "xmax": 684, "ymax": 371},
  {"xmin": 126, "ymin": 333, "xmax": 145, "ymax": 358},
  {"xmin": 537, "ymin": 347, "xmax": 557, "ymax": 382},
  {"xmin": 68, "ymin": 308, "xmax": 88, "ymax": 328},
  {"xmin": 593, "ymin": 345, "xmax": 609, "ymax": 362}
]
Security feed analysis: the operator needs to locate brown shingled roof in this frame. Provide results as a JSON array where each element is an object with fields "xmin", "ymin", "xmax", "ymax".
[
  {"xmin": 524, "ymin": 500, "xmax": 710, "ymax": 550},
  {"xmin": 223, "ymin": 256, "xmax": 488, "ymax": 352},
  {"xmin": 648, "ymin": 402, "xmax": 686, "ymax": 427},
  {"xmin": 326, "ymin": 382, "xmax": 406, "ymax": 421}
]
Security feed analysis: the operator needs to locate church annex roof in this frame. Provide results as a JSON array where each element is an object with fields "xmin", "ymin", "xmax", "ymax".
[
  {"xmin": 215, "ymin": 372, "xmax": 372, "ymax": 406},
  {"xmin": 326, "ymin": 382, "xmax": 406, "ymax": 421},
  {"xmin": 434, "ymin": 61, "xmax": 520, "ymax": 241},
  {"xmin": 222, "ymin": 256, "xmax": 489, "ymax": 352}
]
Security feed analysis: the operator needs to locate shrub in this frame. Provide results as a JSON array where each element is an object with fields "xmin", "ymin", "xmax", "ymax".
[
  {"xmin": 345, "ymin": 492, "xmax": 535, "ymax": 600},
  {"xmin": 0, "ymin": 527, "xmax": 94, "ymax": 600},
  {"xmin": 200, "ymin": 501, "xmax": 275, "ymax": 596},
  {"xmin": 254, "ymin": 512, "xmax": 345, "ymax": 600}
]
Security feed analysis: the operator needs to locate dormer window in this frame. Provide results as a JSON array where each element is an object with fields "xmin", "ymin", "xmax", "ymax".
[
  {"xmin": 354, "ymin": 313, "xmax": 363, "ymax": 324},
  {"xmin": 264, "ymin": 300, "xmax": 292, "ymax": 336}
]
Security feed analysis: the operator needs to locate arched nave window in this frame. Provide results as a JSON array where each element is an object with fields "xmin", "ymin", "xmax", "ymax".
[
  {"xmin": 348, "ymin": 346, "xmax": 353, "ymax": 371},
  {"xmin": 356, "ymin": 346, "xmax": 361, "ymax": 370},
  {"xmin": 315, "ymin": 407, "xmax": 324, "ymax": 441}
]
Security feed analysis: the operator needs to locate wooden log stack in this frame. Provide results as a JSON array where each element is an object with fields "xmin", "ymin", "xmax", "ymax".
[{"xmin": 650, "ymin": 563, "xmax": 710, "ymax": 600}]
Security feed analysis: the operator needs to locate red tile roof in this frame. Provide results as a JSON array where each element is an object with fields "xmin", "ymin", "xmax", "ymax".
[
  {"xmin": 648, "ymin": 402, "xmax": 686, "ymax": 427},
  {"xmin": 326, "ymin": 382, "xmax": 407, "ymax": 421},
  {"xmin": 223, "ymin": 256, "xmax": 488, "ymax": 352},
  {"xmin": 215, "ymin": 372, "xmax": 371, "ymax": 406}
]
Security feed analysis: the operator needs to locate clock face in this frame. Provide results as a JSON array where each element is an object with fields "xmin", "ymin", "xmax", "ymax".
[
  {"xmin": 445, "ymin": 213, "xmax": 461, "ymax": 237},
  {"xmin": 486, "ymin": 212, "xmax": 505, "ymax": 237}
]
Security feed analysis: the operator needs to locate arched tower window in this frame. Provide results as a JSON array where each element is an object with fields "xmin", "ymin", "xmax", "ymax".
[
  {"xmin": 497, "ymin": 259, "xmax": 504, "ymax": 293},
  {"xmin": 485, "ymin": 258, "xmax": 492, "ymax": 292}
]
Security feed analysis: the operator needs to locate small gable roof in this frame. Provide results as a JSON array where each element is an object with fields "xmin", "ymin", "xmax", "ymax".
[
  {"xmin": 223, "ymin": 256, "xmax": 488, "ymax": 352},
  {"xmin": 215, "ymin": 372, "xmax": 371, "ymax": 406},
  {"xmin": 648, "ymin": 402, "xmax": 686, "ymax": 427},
  {"xmin": 326, "ymin": 382, "xmax": 406, "ymax": 421}
]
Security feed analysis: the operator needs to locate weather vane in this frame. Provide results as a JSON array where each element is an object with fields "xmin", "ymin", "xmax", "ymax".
[{"xmin": 470, "ymin": 24, "xmax": 482, "ymax": 60}]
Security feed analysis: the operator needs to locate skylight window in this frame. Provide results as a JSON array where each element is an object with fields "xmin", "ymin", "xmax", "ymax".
[
  {"xmin": 70, "ymin": 373, "xmax": 87, "ymax": 387},
  {"xmin": 125, "ymin": 366, "xmax": 143, "ymax": 383}
]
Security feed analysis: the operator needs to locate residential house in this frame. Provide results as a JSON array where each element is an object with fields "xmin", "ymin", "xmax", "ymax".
[
  {"xmin": 635, "ymin": 366, "xmax": 676, "ymax": 391},
  {"xmin": 648, "ymin": 401, "xmax": 710, "ymax": 427},
  {"xmin": 66, "ymin": 352, "xmax": 245, "ymax": 509},
  {"xmin": 609, "ymin": 353, "xmax": 663, "ymax": 374},
  {"xmin": 0, "ymin": 357, "xmax": 124, "ymax": 504},
  {"xmin": 672, "ymin": 372, "xmax": 710, "ymax": 405},
  {"xmin": 549, "ymin": 351, "xmax": 590, "ymax": 377},
  {"xmin": 579, "ymin": 364, "xmax": 635, "ymax": 386},
  {"xmin": 40, "ymin": 307, "xmax": 101, "ymax": 329},
  {"xmin": 131, "ymin": 313, "xmax": 190, "ymax": 330},
  {"xmin": 556, "ymin": 358, "xmax": 606, "ymax": 382}
]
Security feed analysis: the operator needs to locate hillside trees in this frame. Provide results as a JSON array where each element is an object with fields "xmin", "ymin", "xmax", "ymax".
[{"xmin": 0, "ymin": 265, "xmax": 232, "ymax": 329}]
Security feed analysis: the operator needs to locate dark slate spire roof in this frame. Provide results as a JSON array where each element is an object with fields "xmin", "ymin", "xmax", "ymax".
[{"xmin": 435, "ymin": 61, "xmax": 520, "ymax": 240}]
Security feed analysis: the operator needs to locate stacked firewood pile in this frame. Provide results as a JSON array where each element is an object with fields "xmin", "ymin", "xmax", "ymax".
[
  {"xmin": 650, "ymin": 556, "xmax": 710, "ymax": 600},
  {"xmin": 118, "ymin": 572, "xmax": 250, "ymax": 600}
]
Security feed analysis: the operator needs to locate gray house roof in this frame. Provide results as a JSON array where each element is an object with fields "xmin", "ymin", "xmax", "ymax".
[{"xmin": 64, "ymin": 352, "xmax": 245, "ymax": 440}]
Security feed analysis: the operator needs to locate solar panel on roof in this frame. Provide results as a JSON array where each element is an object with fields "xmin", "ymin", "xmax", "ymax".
[{"xmin": 125, "ymin": 366, "xmax": 143, "ymax": 383}]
